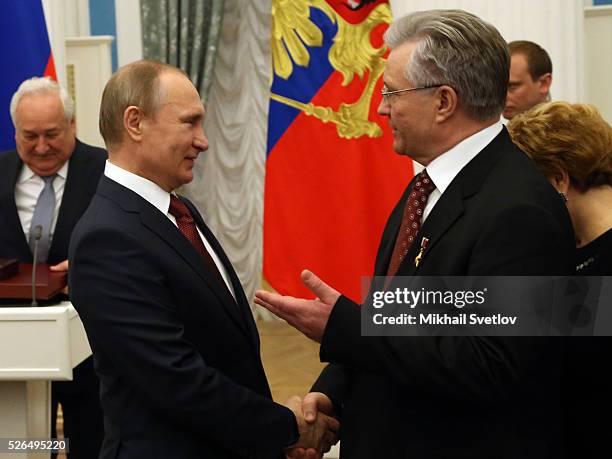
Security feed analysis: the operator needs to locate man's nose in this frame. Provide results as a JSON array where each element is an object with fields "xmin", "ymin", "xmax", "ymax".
[
  {"xmin": 35, "ymin": 136, "xmax": 49, "ymax": 154},
  {"xmin": 194, "ymin": 125, "xmax": 209, "ymax": 152},
  {"xmin": 377, "ymin": 97, "xmax": 390, "ymax": 116}
]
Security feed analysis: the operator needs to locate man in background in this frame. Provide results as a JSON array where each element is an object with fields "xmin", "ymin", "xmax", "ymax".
[
  {"xmin": 503, "ymin": 40, "xmax": 553, "ymax": 119},
  {"xmin": 0, "ymin": 77, "xmax": 106, "ymax": 458},
  {"xmin": 69, "ymin": 60, "xmax": 337, "ymax": 458}
]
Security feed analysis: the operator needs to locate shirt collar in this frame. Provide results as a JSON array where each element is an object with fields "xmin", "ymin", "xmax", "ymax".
[
  {"xmin": 104, "ymin": 160, "xmax": 171, "ymax": 215},
  {"xmin": 426, "ymin": 122, "xmax": 503, "ymax": 194},
  {"xmin": 56, "ymin": 160, "xmax": 68, "ymax": 180},
  {"xmin": 17, "ymin": 160, "xmax": 69, "ymax": 183}
]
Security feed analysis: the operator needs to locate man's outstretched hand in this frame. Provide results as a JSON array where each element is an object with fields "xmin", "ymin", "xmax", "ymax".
[{"xmin": 254, "ymin": 270, "xmax": 340, "ymax": 342}]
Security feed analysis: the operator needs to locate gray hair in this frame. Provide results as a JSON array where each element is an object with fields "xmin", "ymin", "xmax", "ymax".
[
  {"xmin": 384, "ymin": 9, "xmax": 509, "ymax": 121},
  {"xmin": 9, "ymin": 76, "xmax": 75, "ymax": 126}
]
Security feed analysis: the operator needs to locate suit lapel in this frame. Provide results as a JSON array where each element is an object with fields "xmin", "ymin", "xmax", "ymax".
[
  {"xmin": 0, "ymin": 153, "xmax": 33, "ymax": 260},
  {"xmin": 98, "ymin": 177, "xmax": 254, "ymax": 342},
  {"xmin": 184, "ymin": 199, "xmax": 260, "ymax": 349},
  {"xmin": 394, "ymin": 129, "xmax": 512, "ymax": 276},
  {"xmin": 140, "ymin": 203, "xmax": 254, "ymax": 341}
]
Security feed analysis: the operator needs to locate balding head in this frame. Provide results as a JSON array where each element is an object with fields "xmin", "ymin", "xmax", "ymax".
[{"xmin": 99, "ymin": 60, "xmax": 187, "ymax": 149}]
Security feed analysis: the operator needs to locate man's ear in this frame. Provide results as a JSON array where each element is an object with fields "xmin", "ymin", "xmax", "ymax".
[
  {"xmin": 69, "ymin": 117, "xmax": 77, "ymax": 136},
  {"xmin": 124, "ymin": 106, "xmax": 144, "ymax": 142},
  {"xmin": 538, "ymin": 73, "xmax": 552, "ymax": 99},
  {"xmin": 435, "ymin": 86, "xmax": 458, "ymax": 123}
]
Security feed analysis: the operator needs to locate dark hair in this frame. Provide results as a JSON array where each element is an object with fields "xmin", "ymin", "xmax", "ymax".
[{"xmin": 508, "ymin": 40, "xmax": 552, "ymax": 81}]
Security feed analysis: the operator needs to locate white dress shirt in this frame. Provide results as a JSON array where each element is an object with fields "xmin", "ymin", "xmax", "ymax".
[
  {"xmin": 423, "ymin": 122, "xmax": 504, "ymax": 222},
  {"xmin": 15, "ymin": 161, "xmax": 69, "ymax": 243},
  {"xmin": 104, "ymin": 160, "xmax": 236, "ymax": 299}
]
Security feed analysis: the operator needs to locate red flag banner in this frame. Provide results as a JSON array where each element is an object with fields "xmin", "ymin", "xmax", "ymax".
[{"xmin": 264, "ymin": 0, "xmax": 413, "ymax": 300}]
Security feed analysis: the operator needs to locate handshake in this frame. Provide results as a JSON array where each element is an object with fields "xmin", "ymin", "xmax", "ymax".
[{"xmin": 285, "ymin": 392, "xmax": 339, "ymax": 459}]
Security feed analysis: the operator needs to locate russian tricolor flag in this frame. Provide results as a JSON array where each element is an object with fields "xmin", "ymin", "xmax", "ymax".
[
  {"xmin": 0, "ymin": 0, "xmax": 56, "ymax": 151},
  {"xmin": 264, "ymin": 1, "xmax": 413, "ymax": 301}
]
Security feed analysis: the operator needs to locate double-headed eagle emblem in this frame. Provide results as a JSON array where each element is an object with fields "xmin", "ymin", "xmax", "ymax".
[{"xmin": 271, "ymin": 0, "xmax": 391, "ymax": 139}]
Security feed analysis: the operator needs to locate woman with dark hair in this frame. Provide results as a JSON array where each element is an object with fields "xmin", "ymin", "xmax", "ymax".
[{"xmin": 508, "ymin": 101, "xmax": 612, "ymax": 458}]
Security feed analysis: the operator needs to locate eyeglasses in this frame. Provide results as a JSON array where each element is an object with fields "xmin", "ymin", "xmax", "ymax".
[{"xmin": 380, "ymin": 84, "xmax": 444, "ymax": 104}]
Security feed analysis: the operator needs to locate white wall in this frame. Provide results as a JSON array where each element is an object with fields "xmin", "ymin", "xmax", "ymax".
[
  {"xmin": 62, "ymin": 0, "xmax": 90, "ymax": 37},
  {"xmin": 65, "ymin": 36, "xmax": 114, "ymax": 147},
  {"xmin": 584, "ymin": 5, "xmax": 612, "ymax": 123},
  {"xmin": 389, "ymin": 0, "xmax": 585, "ymax": 103},
  {"xmin": 43, "ymin": 0, "xmax": 143, "ymax": 84},
  {"xmin": 115, "ymin": 0, "xmax": 143, "ymax": 66}
]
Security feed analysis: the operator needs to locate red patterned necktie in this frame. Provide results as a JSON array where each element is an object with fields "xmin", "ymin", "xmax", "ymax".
[
  {"xmin": 386, "ymin": 170, "xmax": 436, "ymax": 277},
  {"xmin": 168, "ymin": 195, "xmax": 228, "ymax": 290}
]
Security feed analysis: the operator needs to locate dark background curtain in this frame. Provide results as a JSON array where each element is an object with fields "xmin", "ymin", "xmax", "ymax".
[{"xmin": 141, "ymin": 0, "xmax": 224, "ymax": 102}]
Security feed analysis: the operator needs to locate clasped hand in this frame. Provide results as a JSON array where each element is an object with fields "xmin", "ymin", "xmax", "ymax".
[{"xmin": 285, "ymin": 395, "xmax": 339, "ymax": 458}]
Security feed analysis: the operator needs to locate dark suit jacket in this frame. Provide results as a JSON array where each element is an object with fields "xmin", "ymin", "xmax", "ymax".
[
  {"xmin": 69, "ymin": 176, "xmax": 298, "ymax": 459},
  {"xmin": 312, "ymin": 129, "xmax": 575, "ymax": 458},
  {"xmin": 0, "ymin": 140, "xmax": 107, "ymax": 265}
]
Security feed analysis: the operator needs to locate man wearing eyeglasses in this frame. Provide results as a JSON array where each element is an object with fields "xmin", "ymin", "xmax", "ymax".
[{"xmin": 256, "ymin": 9, "xmax": 575, "ymax": 459}]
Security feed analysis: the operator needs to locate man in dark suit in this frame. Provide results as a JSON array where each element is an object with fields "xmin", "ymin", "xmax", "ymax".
[
  {"xmin": 69, "ymin": 60, "xmax": 337, "ymax": 459},
  {"xmin": 0, "ymin": 77, "xmax": 106, "ymax": 458},
  {"xmin": 255, "ymin": 10, "xmax": 575, "ymax": 459}
]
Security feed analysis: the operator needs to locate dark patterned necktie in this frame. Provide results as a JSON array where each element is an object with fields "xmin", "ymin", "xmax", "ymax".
[
  {"xmin": 168, "ymin": 195, "xmax": 229, "ymax": 291},
  {"xmin": 386, "ymin": 170, "xmax": 436, "ymax": 277}
]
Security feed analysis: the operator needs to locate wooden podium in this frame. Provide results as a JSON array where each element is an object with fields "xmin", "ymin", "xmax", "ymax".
[{"xmin": 0, "ymin": 304, "xmax": 91, "ymax": 459}]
